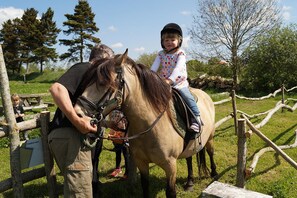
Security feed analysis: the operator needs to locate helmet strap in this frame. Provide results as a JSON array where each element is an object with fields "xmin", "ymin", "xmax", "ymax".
[{"xmin": 165, "ymin": 46, "xmax": 178, "ymax": 54}]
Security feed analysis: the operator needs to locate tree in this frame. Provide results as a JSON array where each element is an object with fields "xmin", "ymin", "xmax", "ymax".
[
  {"xmin": 34, "ymin": 8, "xmax": 60, "ymax": 73},
  {"xmin": 241, "ymin": 25, "xmax": 297, "ymax": 92},
  {"xmin": 189, "ymin": 0, "xmax": 281, "ymax": 88},
  {"xmin": 136, "ymin": 51, "xmax": 157, "ymax": 67},
  {"xmin": 59, "ymin": 0, "xmax": 100, "ymax": 63},
  {"xmin": 18, "ymin": 8, "xmax": 41, "ymax": 73},
  {"xmin": 0, "ymin": 19, "xmax": 22, "ymax": 74}
]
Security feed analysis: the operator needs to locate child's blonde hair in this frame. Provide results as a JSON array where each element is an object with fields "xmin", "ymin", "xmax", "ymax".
[{"xmin": 11, "ymin": 93, "xmax": 20, "ymax": 101}]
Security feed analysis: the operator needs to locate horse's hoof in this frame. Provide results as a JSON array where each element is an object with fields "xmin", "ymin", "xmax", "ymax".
[
  {"xmin": 184, "ymin": 184, "xmax": 194, "ymax": 192},
  {"xmin": 211, "ymin": 172, "xmax": 219, "ymax": 180}
]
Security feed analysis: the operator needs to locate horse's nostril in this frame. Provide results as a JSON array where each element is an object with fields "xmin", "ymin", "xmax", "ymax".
[{"xmin": 77, "ymin": 113, "xmax": 83, "ymax": 118}]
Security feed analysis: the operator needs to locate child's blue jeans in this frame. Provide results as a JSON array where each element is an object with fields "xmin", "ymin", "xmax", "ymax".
[{"xmin": 178, "ymin": 86, "xmax": 200, "ymax": 117}]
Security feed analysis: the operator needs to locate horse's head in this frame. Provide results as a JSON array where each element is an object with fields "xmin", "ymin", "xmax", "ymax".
[
  {"xmin": 73, "ymin": 50, "xmax": 129, "ymax": 120},
  {"xmin": 74, "ymin": 49, "xmax": 172, "ymax": 123}
]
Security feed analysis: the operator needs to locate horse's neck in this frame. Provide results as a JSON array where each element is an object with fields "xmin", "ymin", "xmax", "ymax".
[{"xmin": 123, "ymin": 91, "xmax": 159, "ymax": 130}]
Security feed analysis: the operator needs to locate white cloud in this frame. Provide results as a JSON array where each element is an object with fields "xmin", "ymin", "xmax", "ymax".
[
  {"xmin": 108, "ymin": 25, "xmax": 117, "ymax": 32},
  {"xmin": 111, "ymin": 42, "xmax": 123, "ymax": 48},
  {"xmin": 182, "ymin": 36, "xmax": 190, "ymax": 48},
  {"xmin": 0, "ymin": 7, "xmax": 24, "ymax": 28},
  {"xmin": 282, "ymin": 5, "xmax": 291, "ymax": 11},
  {"xmin": 283, "ymin": 11, "xmax": 291, "ymax": 21},
  {"xmin": 282, "ymin": 6, "xmax": 291, "ymax": 21},
  {"xmin": 180, "ymin": 11, "xmax": 191, "ymax": 16},
  {"xmin": 134, "ymin": 47, "xmax": 145, "ymax": 53}
]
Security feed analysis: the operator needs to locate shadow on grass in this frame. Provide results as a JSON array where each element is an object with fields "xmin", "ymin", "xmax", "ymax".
[{"xmin": 1, "ymin": 182, "xmax": 64, "ymax": 198}]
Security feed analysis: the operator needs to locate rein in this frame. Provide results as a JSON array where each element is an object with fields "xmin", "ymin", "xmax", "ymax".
[
  {"xmin": 100, "ymin": 107, "xmax": 167, "ymax": 142},
  {"xmin": 97, "ymin": 64, "xmax": 167, "ymax": 142}
]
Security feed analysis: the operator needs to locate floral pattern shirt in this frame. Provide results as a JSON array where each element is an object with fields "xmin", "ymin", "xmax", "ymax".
[{"xmin": 151, "ymin": 49, "xmax": 189, "ymax": 90}]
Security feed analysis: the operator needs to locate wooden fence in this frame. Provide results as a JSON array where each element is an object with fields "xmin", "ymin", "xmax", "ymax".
[
  {"xmin": 212, "ymin": 85, "xmax": 297, "ymax": 188},
  {"xmin": 0, "ymin": 112, "xmax": 58, "ymax": 197},
  {"xmin": 0, "ymin": 45, "xmax": 57, "ymax": 198}
]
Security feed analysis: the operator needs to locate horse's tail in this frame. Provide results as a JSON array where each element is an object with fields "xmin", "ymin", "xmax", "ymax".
[{"xmin": 196, "ymin": 147, "xmax": 210, "ymax": 178}]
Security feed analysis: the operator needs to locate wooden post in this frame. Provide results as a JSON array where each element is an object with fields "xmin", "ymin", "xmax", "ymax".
[
  {"xmin": 231, "ymin": 89, "xmax": 238, "ymax": 135},
  {"xmin": 40, "ymin": 111, "xmax": 58, "ymax": 198},
  {"xmin": 0, "ymin": 45, "xmax": 24, "ymax": 197},
  {"xmin": 236, "ymin": 119, "xmax": 247, "ymax": 188}
]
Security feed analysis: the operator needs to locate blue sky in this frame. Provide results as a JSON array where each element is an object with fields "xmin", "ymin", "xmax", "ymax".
[{"xmin": 0, "ymin": 0, "xmax": 297, "ymax": 63}]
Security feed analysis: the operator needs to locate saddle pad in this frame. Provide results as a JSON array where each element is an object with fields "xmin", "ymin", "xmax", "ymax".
[{"xmin": 170, "ymin": 88, "xmax": 202, "ymax": 142}]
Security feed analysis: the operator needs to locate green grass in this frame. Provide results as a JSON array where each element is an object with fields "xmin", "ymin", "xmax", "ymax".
[{"xmin": 1, "ymin": 74, "xmax": 297, "ymax": 197}]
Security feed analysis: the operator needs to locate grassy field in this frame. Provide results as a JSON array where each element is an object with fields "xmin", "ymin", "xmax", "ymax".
[{"xmin": 1, "ymin": 78, "xmax": 297, "ymax": 197}]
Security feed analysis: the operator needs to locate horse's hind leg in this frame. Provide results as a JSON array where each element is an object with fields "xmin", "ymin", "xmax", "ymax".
[
  {"xmin": 205, "ymin": 139, "xmax": 218, "ymax": 178},
  {"xmin": 184, "ymin": 156, "xmax": 194, "ymax": 191}
]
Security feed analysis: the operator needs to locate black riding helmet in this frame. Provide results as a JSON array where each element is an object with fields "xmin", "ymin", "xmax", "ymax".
[{"xmin": 160, "ymin": 23, "xmax": 183, "ymax": 49}]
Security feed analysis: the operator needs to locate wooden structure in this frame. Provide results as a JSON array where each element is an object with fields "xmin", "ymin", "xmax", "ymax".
[
  {"xmin": 0, "ymin": 45, "xmax": 57, "ymax": 197},
  {"xmin": 0, "ymin": 111, "xmax": 58, "ymax": 197},
  {"xmin": 202, "ymin": 181, "xmax": 272, "ymax": 198},
  {"xmin": 19, "ymin": 93, "xmax": 44, "ymax": 107}
]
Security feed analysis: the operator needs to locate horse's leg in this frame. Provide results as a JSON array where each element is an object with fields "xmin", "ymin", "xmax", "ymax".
[
  {"xmin": 137, "ymin": 163, "xmax": 150, "ymax": 198},
  {"xmin": 92, "ymin": 139, "xmax": 103, "ymax": 197},
  {"xmin": 184, "ymin": 156, "xmax": 194, "ymax": 191},
  {"xmin": 163, "ymin": 159, "xmax": 177, "ymax": 198},
  {"xmin": 205, "ymin": 139, "xmax": 218, "ymax": 178}
]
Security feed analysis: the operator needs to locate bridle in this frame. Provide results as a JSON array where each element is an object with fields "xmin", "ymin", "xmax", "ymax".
[{"xmin": 80, "ymin": 62, "xmax": 167, "ymax": 147}]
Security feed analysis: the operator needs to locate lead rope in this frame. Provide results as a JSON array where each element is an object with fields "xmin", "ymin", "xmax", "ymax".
[{"xmin": 100, "ymin": 107, "xmax": 167, "ymax": 142}]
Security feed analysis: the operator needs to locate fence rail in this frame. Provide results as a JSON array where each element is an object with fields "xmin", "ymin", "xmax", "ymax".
[{"xmin": 0, "ymin": 111, "xmax": 58, "ymax": 197}]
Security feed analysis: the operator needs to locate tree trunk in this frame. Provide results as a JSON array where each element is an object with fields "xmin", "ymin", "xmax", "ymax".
[{"xmin": 0, "ymin": 45, "xmax": 24, "ymax": 197}]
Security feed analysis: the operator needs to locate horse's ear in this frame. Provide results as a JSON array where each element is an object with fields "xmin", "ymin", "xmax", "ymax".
[{"xmin": 116, "ymin": 48, "xmax": 128, "ymax": 66}]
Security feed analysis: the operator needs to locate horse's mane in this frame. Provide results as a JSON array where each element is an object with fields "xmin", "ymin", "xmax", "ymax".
[
  {"xmin": 96, "ymin": 55, "xmax": 172, "ymax": 113},
  {"xmin": 78, "ymin": 58, "xmax": 111, "ymax": 95}
]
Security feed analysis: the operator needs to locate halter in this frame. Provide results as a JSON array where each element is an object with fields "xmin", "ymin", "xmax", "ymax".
[{"xmin": 98, "ymin": 63, "xmax": 167, "ymax": 142}]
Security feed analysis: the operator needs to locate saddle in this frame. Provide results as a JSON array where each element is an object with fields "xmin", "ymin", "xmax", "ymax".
[{"xmin": 170, "ymin": 88, "xmax": 201, "ymax": 143}]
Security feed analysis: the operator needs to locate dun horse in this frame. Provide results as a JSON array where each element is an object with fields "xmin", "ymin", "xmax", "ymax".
[{"xmin": 74, "ymin": 50, "xmax": 217, "ymax": 198}]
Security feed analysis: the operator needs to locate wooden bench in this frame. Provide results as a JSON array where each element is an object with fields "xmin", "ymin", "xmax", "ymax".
[
  {"xmin": 201, "ymin": 181, "xmax": 272, "ymax": 198},
  {"xmin": 19, "ymin": 94, "xmax": 44, "ymax": 107}
]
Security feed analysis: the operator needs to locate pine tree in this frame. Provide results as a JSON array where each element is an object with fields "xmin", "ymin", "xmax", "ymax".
[
  {"xmin": 18, "ymin": 8, "xmax": 41, "ymax": 73},
  {"xmin": 0, "ymin": 18, "xmax": 22, "ymax": 74},
  {"xmin": 34, "ymin": 8, "xmax": 60, "ymax": 73},
  {"xmin": 60, "ymin": 0, "xmax": 100, "ymax": 63}
]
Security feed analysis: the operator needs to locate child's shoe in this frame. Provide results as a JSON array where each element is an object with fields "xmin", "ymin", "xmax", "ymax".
[
  {"xmin": 190, "ymin": 116, "xmax": 202, "ymax": 133},
  {"xmin": 109, "ymin": 168, "xmax": 122, "ymax": 177}
]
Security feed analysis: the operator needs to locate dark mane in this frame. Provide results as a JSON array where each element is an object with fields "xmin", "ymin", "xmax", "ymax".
[
  {"xmin": 80, "ymin": 58, "xmax": 108, "ymax": 90},
  {"xmin": 133, "ymin": 61, "xmax": 172, "ymax": 113},
  {"xmin": 97, "ymin": 55, "xmax": 172, "ymax": 113},
  {"xmin": 75, "ymin": 58, "xmax": 110, "ymax": 97}
]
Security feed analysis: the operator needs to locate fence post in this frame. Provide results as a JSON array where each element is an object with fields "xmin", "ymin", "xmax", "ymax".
[
  {"xmin": 236, "ymin": 119, "xmax": 247, "ymax": 188},
  {"xmin": 0, "ymin": 45, "xmax": 24, "ymax": 197},
  {"xmin": 40, "ymin": 111, "xmax": 58, "ymax": 198},
  {"xmin": 231, "ymin": 89, "xmax": 238, "ymax": 135}
]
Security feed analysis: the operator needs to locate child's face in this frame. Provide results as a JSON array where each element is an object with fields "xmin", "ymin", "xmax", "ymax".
[
  {"xmin": 163, "ymin": 37, "xmax": 179, "ymax": 51},
  {"xmin": 12, "ymin": 98, "xmax": 20, "ymax": 106}
]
